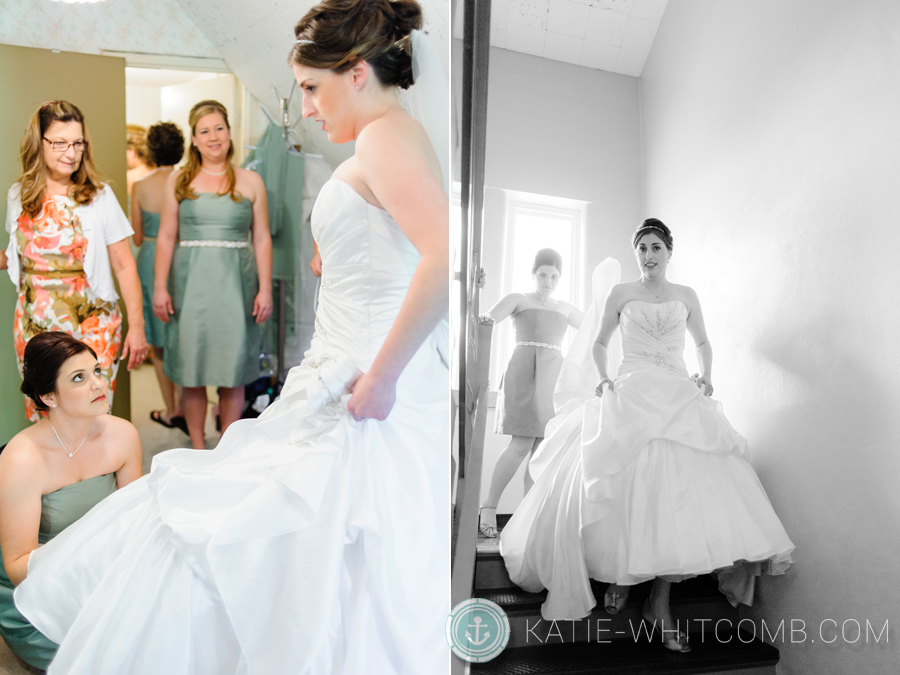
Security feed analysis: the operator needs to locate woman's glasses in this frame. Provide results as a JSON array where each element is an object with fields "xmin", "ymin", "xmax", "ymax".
[{"xmin": 43, "ymin": 138, "xmax": 88, "ymax": 153}]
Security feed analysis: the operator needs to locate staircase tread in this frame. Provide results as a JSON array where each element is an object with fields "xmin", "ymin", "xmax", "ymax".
[
  {"xmin": 470, "ymin": 630, "xmax": 779, "ymax": 674},
  {"xmin": 476, "ymin": 576, "xmax": 724, "ymax": 611}
]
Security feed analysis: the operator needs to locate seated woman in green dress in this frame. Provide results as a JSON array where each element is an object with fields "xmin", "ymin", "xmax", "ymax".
[{"xmin": 0, "ymin": 332, "xmax": 141, "ymax": 670}]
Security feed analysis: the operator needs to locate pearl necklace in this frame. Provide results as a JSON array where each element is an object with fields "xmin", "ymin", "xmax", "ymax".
[
  {"xmin": 201, "ymin": 167, "xmax": 228, "ymax": 176},
  {"xmin": 48, "ymin": 417, "xmax": 91, "ymax": 458}
]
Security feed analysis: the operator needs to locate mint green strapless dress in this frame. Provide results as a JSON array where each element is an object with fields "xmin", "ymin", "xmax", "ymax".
[
  {"xmin": 0, "ymin": 473, "xmax": 117, "ymax": 670},
  {"xmin": 137, "ymin": 209, "xmax": 166, "ymax": 348},
  {"xmin": 164, "ymin": 193, "xmax": 260, "ymax": 388}
]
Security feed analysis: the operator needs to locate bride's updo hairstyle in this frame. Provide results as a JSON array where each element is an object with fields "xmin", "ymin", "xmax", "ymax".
[
  {"xmin": 532, "ymin": 248, "xmax": 563, "ymax": 274},
  {"xmin": 20, "ymin": 332, "xmax": 98, "ymax": 412},
  {"xmin": 632, "ymin": 218, "xmax": 673, "ymax": 251},
  {"xmin": 289, "ymin": 0, "xmax": 423, "ymax": 90}
]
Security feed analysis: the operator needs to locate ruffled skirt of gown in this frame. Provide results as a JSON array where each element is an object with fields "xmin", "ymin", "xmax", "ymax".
[
  {"xmin": 14, "ymin": 340, "xmax": 449, "ymax": 674},
  {"xmin": 500, "ymin": 368, "xmax": 794, "ymax": 621}
]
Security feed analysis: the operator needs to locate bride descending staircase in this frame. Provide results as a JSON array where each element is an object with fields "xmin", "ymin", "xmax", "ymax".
[{"xmin": 470, "ymin": 520, "xmax": 781, "ymax": 675}]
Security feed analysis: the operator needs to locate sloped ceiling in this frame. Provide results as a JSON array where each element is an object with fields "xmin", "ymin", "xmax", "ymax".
[
  {"xmin": 177, "ymin": 0, "xmax": 449, "ymax": 167},
  {"xmin": 452, "ymin": 0, "xmax": 668, "ymax": 78}
]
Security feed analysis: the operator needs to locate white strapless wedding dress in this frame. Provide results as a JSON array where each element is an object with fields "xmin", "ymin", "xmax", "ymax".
[
  {"xmin": 501, "ymin": 299, "xmax": 794, "ymax": 621},
  {"xmin": 15, "ymin": 180, "xmax": 450, "ymax": 674}
]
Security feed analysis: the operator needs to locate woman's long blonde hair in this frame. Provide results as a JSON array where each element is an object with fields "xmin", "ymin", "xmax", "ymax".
[
  {"xmin": 17, "ymin": 101, "xmax": 104, "ymax": 218},
  {"xmin": 175, "ymin": 100, "xmax": 241, "ymax": 203}
]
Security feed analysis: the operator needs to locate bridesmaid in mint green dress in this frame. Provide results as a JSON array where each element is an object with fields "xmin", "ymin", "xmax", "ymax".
[
  {"xmin": 132, "ymin": 122, "xmax": 186, "ymax": 433},
  {"xmin": 0, "ymin": 332, "xmax": 141, "ymax": 669},
  {"xmin": 153, "ymin": 101, "xmax": 273, "ymax": 450}
]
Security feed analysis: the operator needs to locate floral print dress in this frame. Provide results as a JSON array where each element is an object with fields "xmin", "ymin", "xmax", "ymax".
[{"xmin": 13, "ymin": 196, "xmax": 121, "ymax": 421}]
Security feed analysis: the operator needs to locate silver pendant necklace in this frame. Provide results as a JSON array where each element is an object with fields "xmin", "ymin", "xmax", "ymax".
[
  {"xmin": 642, "ymin": 279, "xmax": 664, "ymax": 300},
  {"xmin": 48, "ymin": 417, "xmax": 91, "ymax": 458},
  {"xmin": 201, "ymin": 167, "xmax": 228, "ymax": 177},
  {"xmin": 532, "ymin": 292, "xmax": 550, "ymax": 306}
]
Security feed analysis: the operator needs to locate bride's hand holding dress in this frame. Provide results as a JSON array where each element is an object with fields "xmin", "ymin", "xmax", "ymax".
[{"xmin": 333, "ymin": 96, "xmax": 448, "ymax": 422}]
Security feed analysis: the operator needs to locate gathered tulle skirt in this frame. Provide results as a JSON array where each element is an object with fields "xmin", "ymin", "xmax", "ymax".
[
  {"xmin": 500, "ymin": 368, "xmax": 794, "ymax": 621},
  {"xmin": 15, "ymin": 342, "xmax": 450, "ymax": 675}
]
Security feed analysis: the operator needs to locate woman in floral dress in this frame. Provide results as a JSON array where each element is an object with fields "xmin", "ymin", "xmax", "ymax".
[{"xmin": 1, "ymin": 100, "xmax": 147, "ymax": 421}]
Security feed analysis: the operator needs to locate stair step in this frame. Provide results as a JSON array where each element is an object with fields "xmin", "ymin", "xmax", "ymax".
[
  {"xmin": 478, "ymin": 583, "xmax": 737, "ymax": 649},
  {"xmin": 477, "ymin": 574, "xmax": 724, "ymax": 607},
  {"xmin": 491, "ymin": 602, "xmax": 739, "ymax": 649},
  {"xmin": 470, "ymin": 630, "xmax": 779, "ymax": 675},
  {"xmin": 475, "ymin": 554, "xmax": 740, "ymax": 649}
]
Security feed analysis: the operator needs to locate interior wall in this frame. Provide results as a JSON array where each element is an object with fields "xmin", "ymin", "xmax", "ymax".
[
  {"xmin": 640, "ymin": 1, "xmax": 900, "ymax": 672},
  {"xmin": 484, "ymin": 47, "xmax": 643, "ymax": 294},
  {"xmin": 478, "ymin": 48, "xmax": 643, "ymax": 512},
  {"xmin": 0, "ymin": 45, "xmax": 129, "ymax": 444},
  {"xmin": 126, "ymin": 85, "xmax": 163, "ymax": 129}
]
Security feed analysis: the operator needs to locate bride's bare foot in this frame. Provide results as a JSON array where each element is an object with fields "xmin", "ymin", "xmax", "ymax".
[{"xmin": 642, "ymin": 598, "xmax": 690, "ymax": 653}]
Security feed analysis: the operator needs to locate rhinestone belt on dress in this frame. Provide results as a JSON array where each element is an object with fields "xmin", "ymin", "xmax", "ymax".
[
  {"xmin": 516, "ymin": 341, "xmax": 561, "ymax": 351},
  {"xmin": 178, "ymin": 240, "xmax": 249, "ymax": 249}
]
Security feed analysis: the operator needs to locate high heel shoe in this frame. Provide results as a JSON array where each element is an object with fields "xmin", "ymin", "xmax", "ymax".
[
  {"xmin": 478, "ymin": 506, "xmax": 498, "ymax": 538},
  {"xmin": 603, "ymin": 584, "xmax": 629, "ymax": 614},
  {"xmin": 641, "ymin": 599, "xmax": 690, "ymax": 653}
]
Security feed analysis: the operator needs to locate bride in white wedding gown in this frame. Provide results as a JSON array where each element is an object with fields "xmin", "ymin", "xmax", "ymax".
[
  {"xmin": 501, "ymin": 220, "xmax": 794, "ymax": 653},
  {"xmin": 14, "ymin": 1, "xmax": 450, "ymax": 674}
]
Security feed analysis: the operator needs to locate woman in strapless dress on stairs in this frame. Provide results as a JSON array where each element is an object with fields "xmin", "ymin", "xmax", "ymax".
[
  {"xmin": 500, "ymin": 220, "xmax": 794, "ymax": 654},
  {"xmin": 478, "ymin": 248, "xmax": 584, "ymax": 538}
]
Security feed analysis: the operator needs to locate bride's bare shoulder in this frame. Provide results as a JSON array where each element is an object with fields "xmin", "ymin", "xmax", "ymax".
[
  {"xmin": 356, "ymin": 111, "xmax": 436, "ymax": 172},
  {"xmin": 671, "ymin": 283, "xmax": 700, "ymax": 305},
  {"xmin": 607, "ymin": 281, "xmax": 641, "ymax": 307}
]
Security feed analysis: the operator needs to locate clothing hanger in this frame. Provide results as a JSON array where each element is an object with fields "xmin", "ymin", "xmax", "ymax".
[{"xmin": 271, "ymin": 83, "xmax": 305, "ymax": 155}]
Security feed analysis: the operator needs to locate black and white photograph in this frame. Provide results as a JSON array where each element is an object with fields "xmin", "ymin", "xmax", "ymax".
[{"xmin": 450, "ymin": 1, "xmax": 900, "ymax": 674}]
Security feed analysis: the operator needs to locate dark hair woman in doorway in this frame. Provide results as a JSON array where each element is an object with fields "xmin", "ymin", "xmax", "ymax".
[{"xmin": 131, "ymin": 121, "xmax": 188, "ymax": 435}]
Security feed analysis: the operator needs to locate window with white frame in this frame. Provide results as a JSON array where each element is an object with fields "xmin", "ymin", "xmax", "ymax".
[{"xmin": 491, "ymin": 198, "xmax": 583, "ymax": 389}]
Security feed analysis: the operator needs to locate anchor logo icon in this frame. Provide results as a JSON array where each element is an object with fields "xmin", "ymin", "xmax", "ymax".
[
  {"xmin": 466, "ymin": 616, "xmax": 491, "ymax": 646},
  {"xmin": 447, "ymin": 598, "xmax": 509, "ymax": 663}
]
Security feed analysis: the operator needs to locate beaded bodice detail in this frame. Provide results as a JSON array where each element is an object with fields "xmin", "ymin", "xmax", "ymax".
[{"xmin": 618, "ymin": 300, "xmax": 689, "ymax": 377}]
